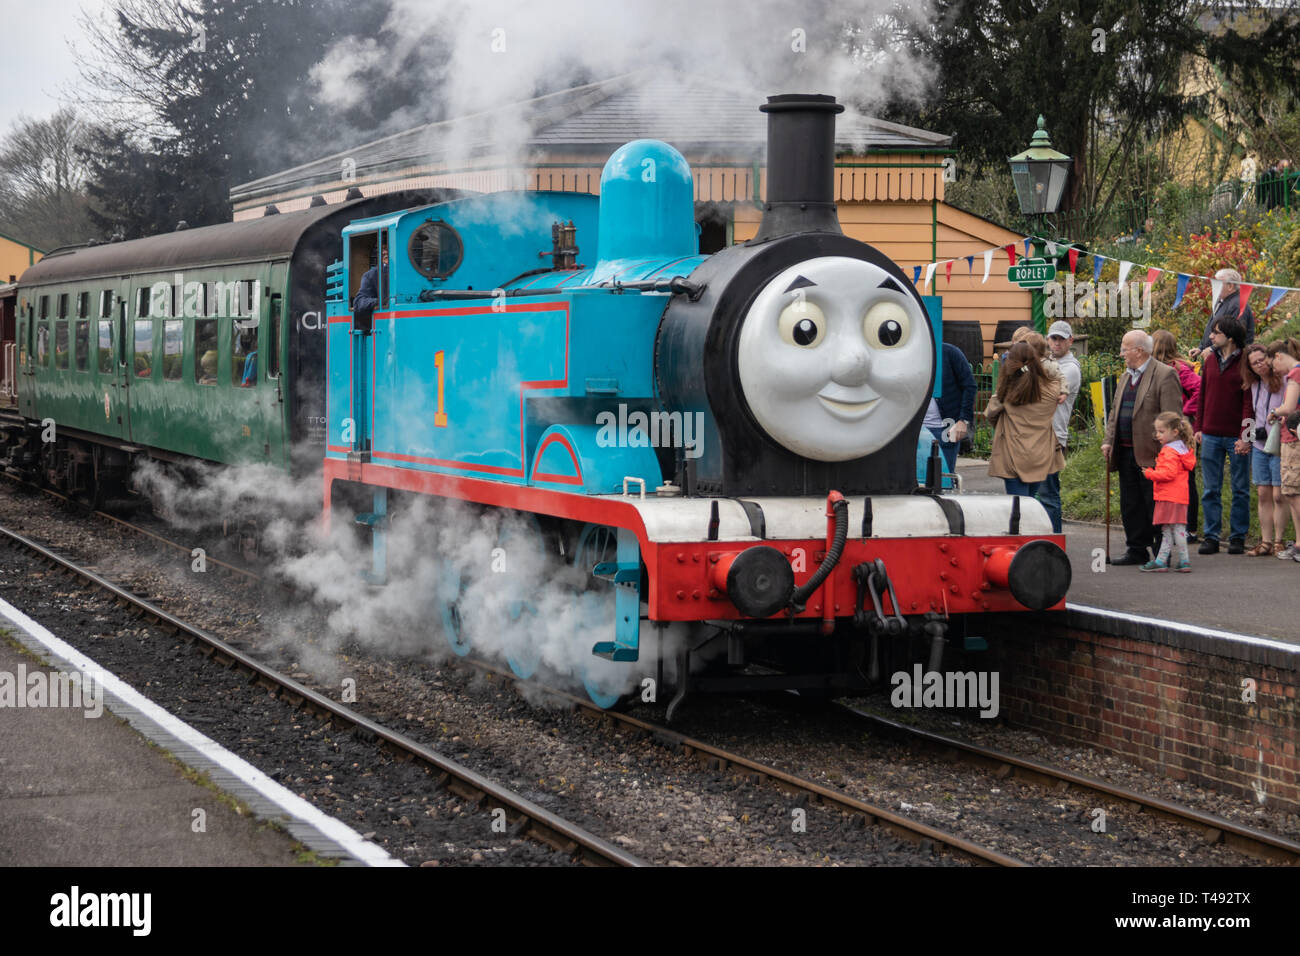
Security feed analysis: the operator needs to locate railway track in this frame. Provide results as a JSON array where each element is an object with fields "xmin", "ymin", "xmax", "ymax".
[
  {"xmin": 0, "ymin": 522, "xmax": 644, "ymax": 867},
  {"xmin": 0, "ymin": 472, "xmax": 261, "ymax": 583},
  {"xmin": 461, "ymin": 659, "xmax": 1025, "ymax": 866},
  {"xmin": 4, "ymin": 484, "xmax": 1295, "ymax": 865},
  {"xmin": 832, "ymin": 701, "xmax": 1300, "ymax": 866}
]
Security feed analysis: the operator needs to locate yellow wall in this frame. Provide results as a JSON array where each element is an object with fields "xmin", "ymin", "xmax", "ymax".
[{"xmin": 0, "ymin": 235, "xmax": 41, "ymax": 284}]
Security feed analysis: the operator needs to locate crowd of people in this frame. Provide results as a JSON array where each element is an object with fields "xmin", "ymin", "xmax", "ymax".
[{"xmin": 977, "ymin": 266, "xmax": 1300, "ymax": 572}]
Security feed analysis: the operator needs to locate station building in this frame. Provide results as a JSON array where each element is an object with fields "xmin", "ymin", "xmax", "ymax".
[{"xmin": 231, "ymin": 73, "xmax": 1030, "ymax": 360}]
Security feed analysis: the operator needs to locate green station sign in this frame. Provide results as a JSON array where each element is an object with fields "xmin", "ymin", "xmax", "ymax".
[{"xmin": 1007, "ymin": 259, "xmax": 1057, "ymax": 288}]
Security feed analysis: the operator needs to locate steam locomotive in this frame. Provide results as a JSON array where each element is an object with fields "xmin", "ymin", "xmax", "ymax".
[{"xmin": 323, "ymin": 94, "xmax": 1072, "ymax": 712}]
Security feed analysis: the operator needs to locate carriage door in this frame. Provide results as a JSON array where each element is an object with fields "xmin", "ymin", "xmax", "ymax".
[
  {"xmin": 17, "ymin": 300, "xmax": 34, "ymax": 418},
  {"xmin": 100, "ymin": 291, "xmax": 128, "ymax": 440}
]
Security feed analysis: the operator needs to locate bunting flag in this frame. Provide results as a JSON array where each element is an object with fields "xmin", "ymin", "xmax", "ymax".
[
  {"xmin": 1023, "ymin": 238, "xmax": 1032, "ymax": 258},
  {"xmin": 1093, "ymin": 254, "xmax": 1105, "ymax": 283},
  {"xmin": 1046, "ymin": 241, "xmax": 1058, "ymax": 258},
  {"xmin": 944, "ymin": 260, "xmax": 953, "ymax": 283},
  {"xmin": 924, "ymin": 262, "xmax": 937, "ymax": 290},
  {"xmin": 1238, "ymin": 284, "xmax": 1254, "ymax": 316},
  {"xmin": 1266, "ymin": 286, "xmax": 1287, "ymax": 312},
  {"xmin": 1068, "ymin": 248, "xmax": 1079, "ymax": 272},
  {"xmin": 1005, "ymin": 244, "xmax": 1017, "ymax": 267},
  {"xmin": 1145, "ymin": 266, "xmax": 1161, "ymax": 287},
  {"xmin": 913, "ymin": 265, "xmax": 922, "ymax": 286},
  {"xmin": 966, "ymin": 255, "xmax": 974, "ymax": 276},
  {"xmin": 1211, "ymin": 279, "xmax": 1224, "ymax": 310},
  {"xmin": 1118, "ymin": 260, "xmax": 1133, "ymax": 287},
  {"xmin": 982, "ymin": 250, "xmax": 993, "ymax": 284},
  {"xmin": 1173, "ymin": 274, "xmax": 1190, "ymax": 309}
]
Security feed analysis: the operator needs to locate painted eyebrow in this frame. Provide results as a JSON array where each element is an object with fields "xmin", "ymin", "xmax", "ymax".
[
  {"xmin": 783, "ymin": 275, "xmax": 817, "ymax": 293},
  {"xmin": 877, "ymin": 277, "xmax": 904, "ymax": 293}
]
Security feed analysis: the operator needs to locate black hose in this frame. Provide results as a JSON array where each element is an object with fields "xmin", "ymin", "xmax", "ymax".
[{"xmin": 789, "ymin": 496, "xmax": 849, "ymax": 612}]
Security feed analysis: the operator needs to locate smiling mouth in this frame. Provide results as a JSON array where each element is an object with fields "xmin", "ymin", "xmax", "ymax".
[{"xmin": 817, "ymin": 395, "xmax": 879, "ymax": 418}]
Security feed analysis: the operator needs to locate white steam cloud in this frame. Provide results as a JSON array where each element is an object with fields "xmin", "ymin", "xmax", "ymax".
[{"xmin": 310, "ymin": 0, "xmax": 938, "ymax": 166}]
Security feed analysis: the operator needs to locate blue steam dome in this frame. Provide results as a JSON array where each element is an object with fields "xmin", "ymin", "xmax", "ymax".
[{"xmin": 594, "ymin": 140, "xmax": 696, "ymax": 277}]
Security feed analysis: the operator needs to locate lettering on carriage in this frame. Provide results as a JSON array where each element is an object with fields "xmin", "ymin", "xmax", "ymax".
[
  {"xmin": 300, "ymin": 311, "xmax": 324, "ymax": 331},
  {"xmin": 890, "ymin": 664, "xmax": 999, "ymax": 718},
  {"xmin": 595, "ymin": 405, "xmax": 705, "ymax": 459}
]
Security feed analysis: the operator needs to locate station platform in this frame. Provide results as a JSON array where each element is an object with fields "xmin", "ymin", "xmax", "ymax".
[
  {"xmin": 956, "ymin": 459, "xmax": 1300, "ymax": 651},
  {"xmin": 0, "ymin": 601, "xmax": 398, "ymax": 867}
]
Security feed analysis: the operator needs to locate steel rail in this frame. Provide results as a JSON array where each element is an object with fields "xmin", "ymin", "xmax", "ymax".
[
  {"xmin": 835, "ymin": 701, "xmax": 1300, "ymax": 866},
  {"xmin": 464, "ymin": 660, "xmax": 1024, "ymax": 867},
  {"xmin": 0, "ymin": 523, "xmax": 645, "ymax": 867}
]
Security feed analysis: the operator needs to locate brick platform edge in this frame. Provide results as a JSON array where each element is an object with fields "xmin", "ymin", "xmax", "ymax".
[{"xmin": 974, "ymin": 607, "xmax": 1299, "ymax": 814}]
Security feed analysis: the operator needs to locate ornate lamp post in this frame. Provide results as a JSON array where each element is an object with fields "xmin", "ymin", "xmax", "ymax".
[{"xmin": 1008, "ymin": 116, "xmax": 1071, "ymax": 333}]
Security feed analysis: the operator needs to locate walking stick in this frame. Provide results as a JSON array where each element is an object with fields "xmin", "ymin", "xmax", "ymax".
[{"xmin": 1105, "ymin": 458, "xmax": 1112, "ymax": 563}]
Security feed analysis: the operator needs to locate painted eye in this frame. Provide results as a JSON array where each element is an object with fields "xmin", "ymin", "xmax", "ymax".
[
  {"xmin": 863, "ymin": 301, "xmax": 911, "ymax": 349},
  {"xmin": 778, "ymin": 299, "xmax": 825, "ymax": 348}
]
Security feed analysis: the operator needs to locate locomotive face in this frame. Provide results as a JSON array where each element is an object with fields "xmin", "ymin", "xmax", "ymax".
[{"xmin": 736, "ymin": 256, "xmax": 933, "ymax": 462}]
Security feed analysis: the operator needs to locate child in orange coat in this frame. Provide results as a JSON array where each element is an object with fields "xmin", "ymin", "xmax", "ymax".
[{"xmin": 1141, "ymin": 411, "xmax": 1198, "ymax": 572}]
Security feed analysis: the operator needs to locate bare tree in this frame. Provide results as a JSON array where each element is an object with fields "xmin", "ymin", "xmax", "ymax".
[{"xmin": 0, "ymin": 110, "xmax": 94, "ymax": 251}]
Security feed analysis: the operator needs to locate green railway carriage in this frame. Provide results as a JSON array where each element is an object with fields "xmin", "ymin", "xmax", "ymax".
[{"xmin": 3, "ymin": 190, "xmax": 456, "ymax": 503}]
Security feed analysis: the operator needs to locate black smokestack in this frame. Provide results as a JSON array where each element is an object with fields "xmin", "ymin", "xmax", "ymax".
[{"xmin": 751, "ymin": 93, "xmax": 845, "ymax": 242}]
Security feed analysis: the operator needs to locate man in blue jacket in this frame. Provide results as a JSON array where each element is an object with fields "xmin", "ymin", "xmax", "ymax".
[{"xmin": 933, "ymin": 340, "xmax": 977, "ymax": 474}]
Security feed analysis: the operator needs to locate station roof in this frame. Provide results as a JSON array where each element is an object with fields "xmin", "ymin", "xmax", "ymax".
[{"xmin": 231, "ymin": 71, "xmax": 952, "ymax": 205}]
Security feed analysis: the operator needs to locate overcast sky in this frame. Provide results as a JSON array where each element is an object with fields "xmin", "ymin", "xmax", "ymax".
[{"xmin": 0, "ymin": 0, "xmax": 110, "ymax": 134}]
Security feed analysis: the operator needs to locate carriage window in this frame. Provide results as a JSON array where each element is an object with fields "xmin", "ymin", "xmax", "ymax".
[
  {"xmin": 162, "ymin": 320, "xmax": 183, "ymax": 380},
  {"xmin": 57, "ymin": 294, "xmax": 69, "ymax": 319},
  {"xmin": 134, "ymin": 320, "xmax": 153, "ymax": 378},
  {"xmin": 233, "ymin": 320, "xmax": 258, "ymax": 387},
  {"xmin": 75, "ymin": 321, "xmax": 90, "ymax": 371},
  {"xmin": 39, "ymin": 295, "xmax": 49, "ymax": 319},
  {"xmin": 136, "ymin": 288, "xmax": 150, "ymax": 318},
  {"xmin": 77, "ymin": 291, "xmax": 90, "ymax": 319},
  {"xmin": 55, "ymin": 321, "xmax": 69, "ymax": 369},
  {"xmin": 194, "ymin": 319, "xmax": 218, "ymax": 384},
  {"xmin": 97, "ymin": 321, "xmax": 113, "ymax": 373},
  {"xmin": 99, "ymin": 290, "xmax": 113, "ymax": 318},
  {"xmin": 37, "ymin": 324, "xmax": 49, "ymax": 365},
  {"xmin": 408, "ymin": 220, "xmax": 463, "ymax": 279}
]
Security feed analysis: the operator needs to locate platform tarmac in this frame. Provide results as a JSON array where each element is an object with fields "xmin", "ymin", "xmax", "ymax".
[
  {"xmin": 955, "ymin": 458, "xmax": 1299, "ymax": 648},
  {"xmin": 0, "ymin": 601, "xmax": 398, "ymax": 867}
]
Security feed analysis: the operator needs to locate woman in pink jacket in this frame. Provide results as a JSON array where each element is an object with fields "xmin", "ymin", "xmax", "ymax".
[{"xmin": 1153, "ymin": 330, "xmax": 1201, "ymax": 539}]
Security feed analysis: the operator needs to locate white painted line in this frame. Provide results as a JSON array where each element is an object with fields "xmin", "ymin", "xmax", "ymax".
[
  {"xmin": 0, "ymin": 596, "xmax": 404, "ymax": 867},
  {"xmin": 1067, "ymin": 602, "xmax": 1300, "ymax": 658}
]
